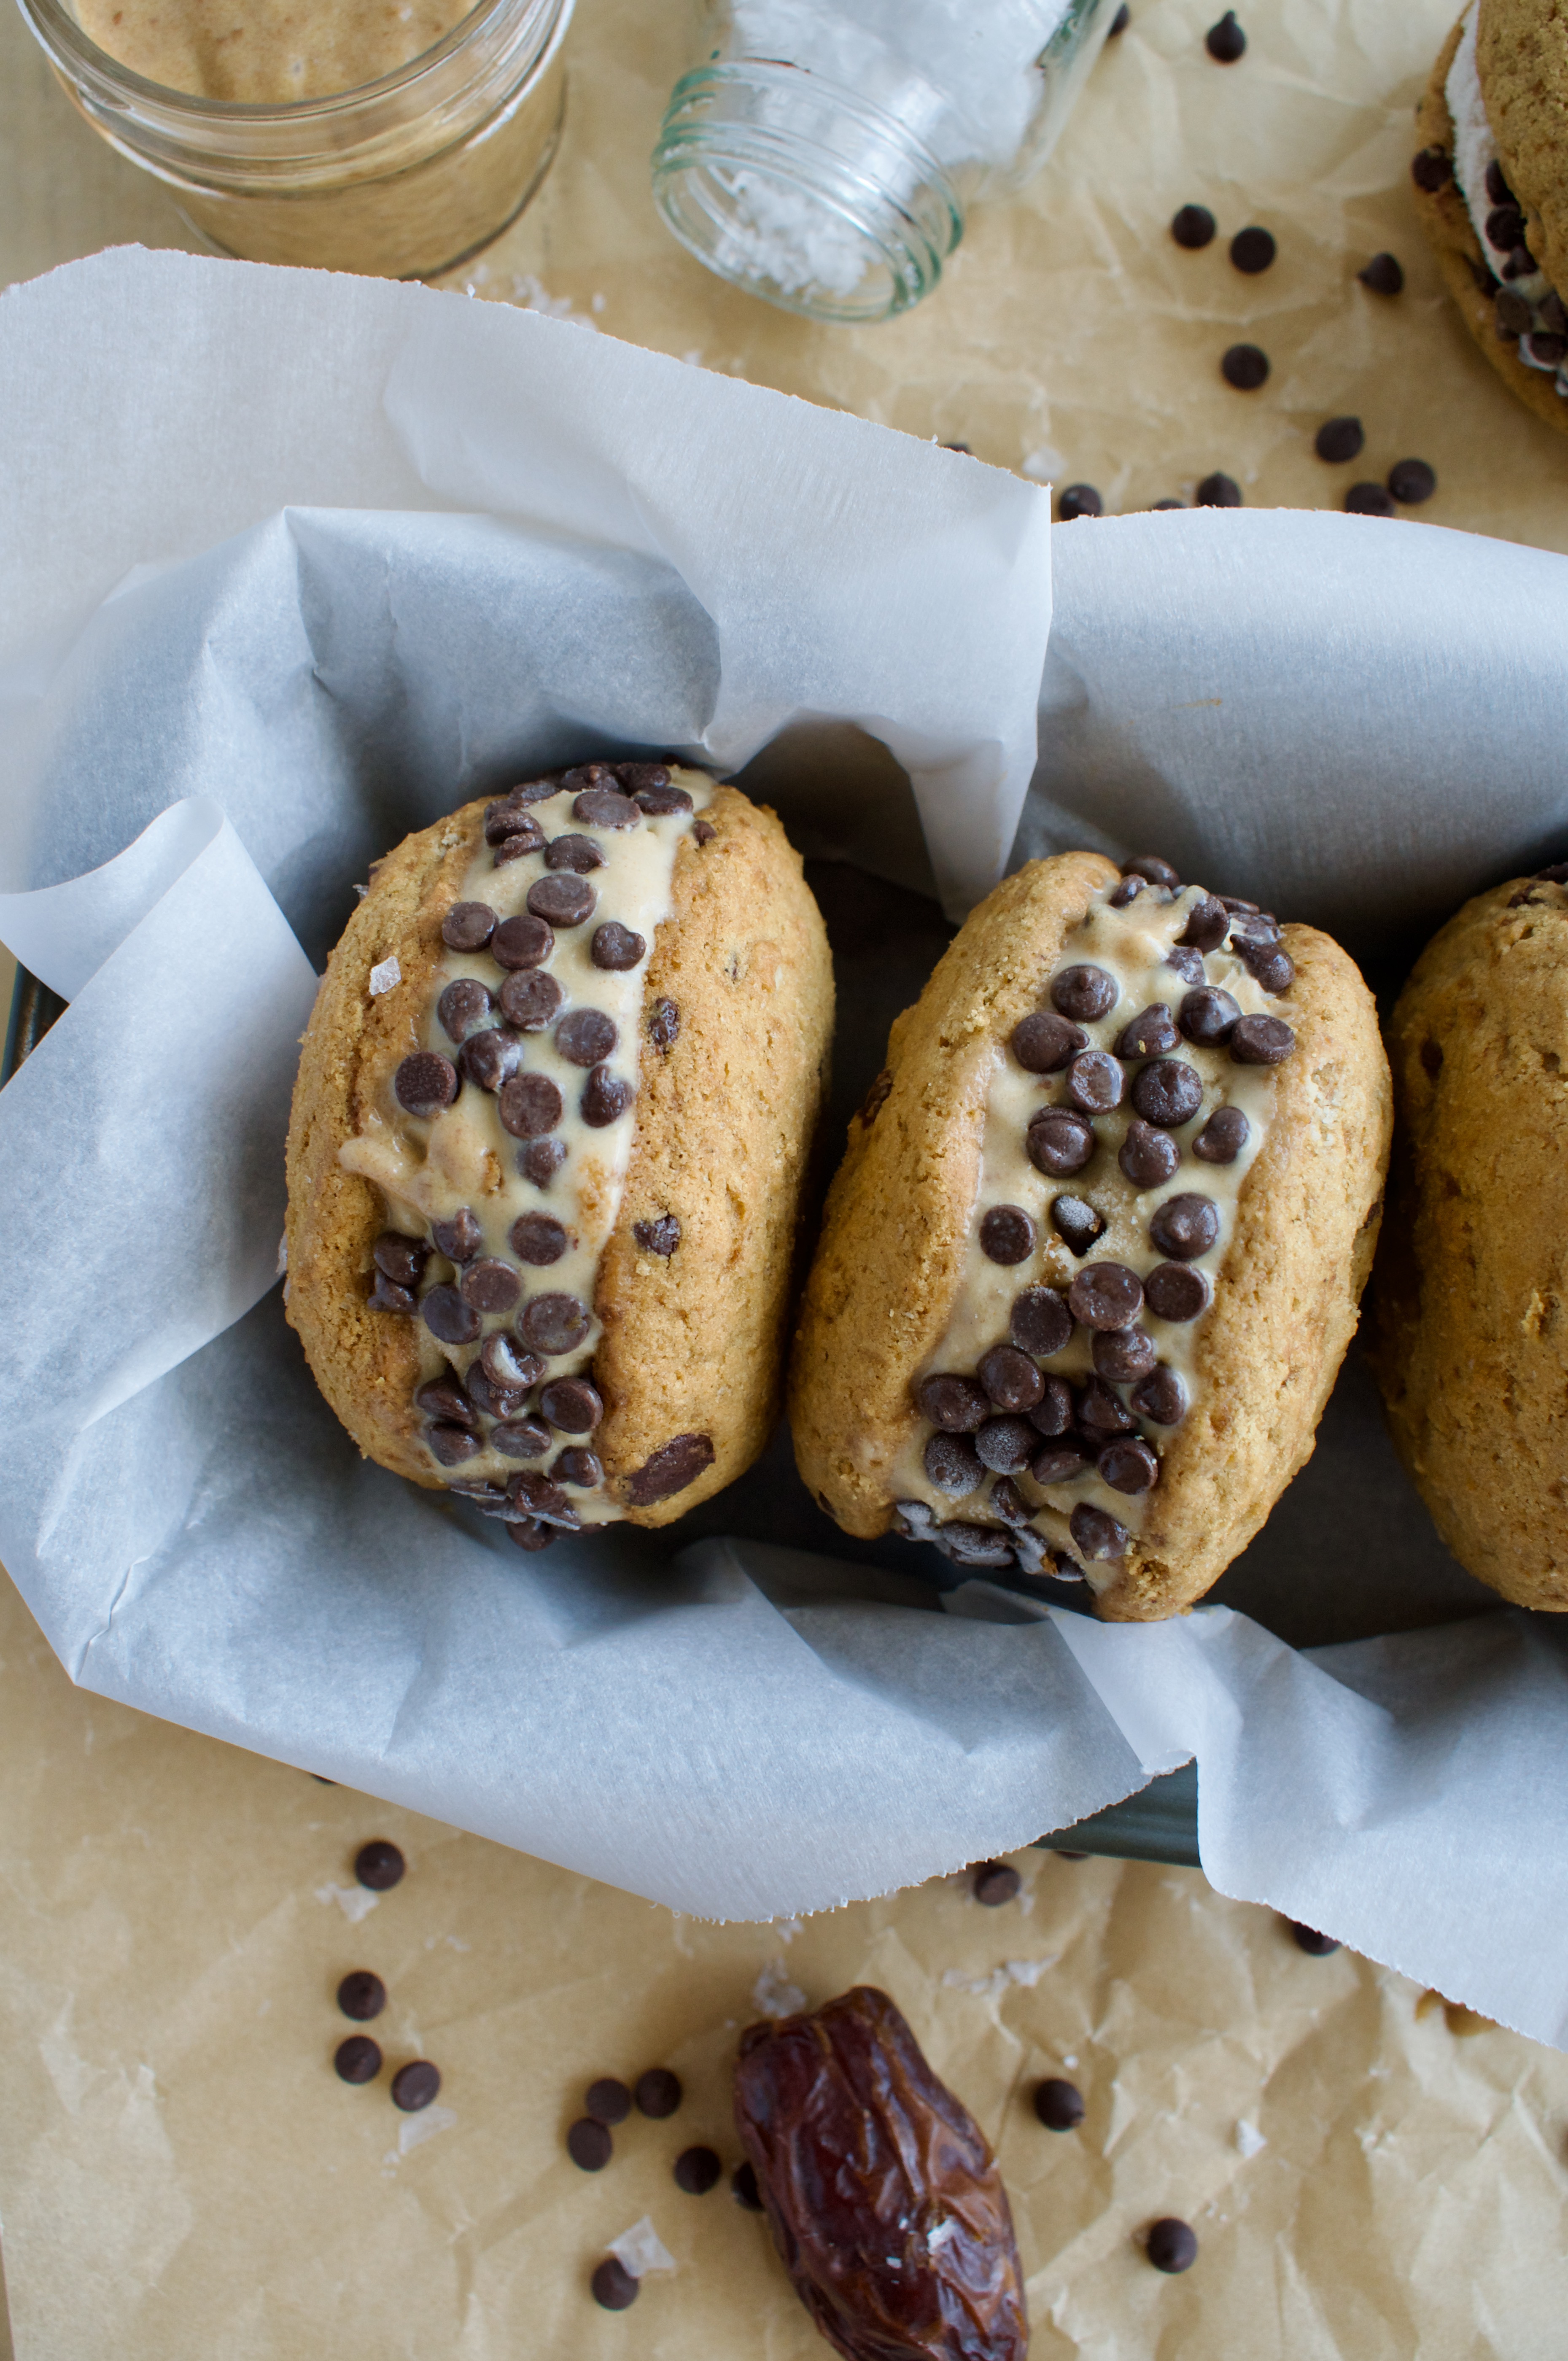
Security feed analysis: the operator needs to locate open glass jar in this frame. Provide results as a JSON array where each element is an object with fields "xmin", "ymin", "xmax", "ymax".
[
  {"xmin": 17, "ymin": 0, "xmax": 575, "ymax": 280},
  {"xmin": 652, "ymin": 0, "xmax": 1118, "ymax": 323}
]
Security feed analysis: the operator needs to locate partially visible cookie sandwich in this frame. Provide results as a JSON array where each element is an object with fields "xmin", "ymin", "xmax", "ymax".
[
  {"xmin": 790, "ymin": 852, "xmax": 1390, "ymax": 1620},
  {"xmin": 1371, "ymin": 864, "xmax": 1568, "ymax": 1610},
  {"xmin": 286, "ymin": 763, "xmax": 833, "ymax": 1546},
  {"xmin": 1414, "ymin": 2, "xmax": 1568, "ymax": 436}
]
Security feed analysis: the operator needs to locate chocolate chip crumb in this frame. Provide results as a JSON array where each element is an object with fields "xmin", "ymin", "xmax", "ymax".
[
  {"xmin": 1035, "ymin": 2077, "xmax": 1085, "ymax": 2131},
  {"xmin": 1358, "ymin": 252, "xmax": 1403, "ymax": 295},
  {"xmin": 694, "ymin": 820, "xmax": 717, "ymax": 844},
  {"xmin": 634, "ymin": 1214, "xmax": 682, "ymax": 1257},
  {"xmin": 973, "ymin": 1861, "xmax": 1021, "ymax": 1906},
  {"xmin": 1315, "ymin": 415, "xmax": 1364, "ymax": 463},
  {"xmin": 355, "ymin": 1840, "xmax": 405, "ymax": 1891},
  {"xmin": 649, "ymin": 997, "xmax": 680, "ymax": 1052},
  {"xmin": 1058, "ymin": 484, "xmax": 1103, "ymax": 520},
  {"xmin": 1229, "ymin": 226, "xmax": 1275, "ymax": 274},
  {"xmin": 1172, "ymin": 204, "xmax": 1216, "ymax": 250}
]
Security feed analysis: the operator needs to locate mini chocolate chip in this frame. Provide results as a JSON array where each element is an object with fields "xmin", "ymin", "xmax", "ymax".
[
  {"xmin": 1218, "ymin": 896, "xmax": 1259, "ymax": 916},
  {"xmin": 975, "ymin": 1416, "xmax": 1037, "ymax": 1475},
  {"xmin": 492, "ymin": 819, "xmax": 546, "ymax": 864},
  {"xmin": 1028, "ymin": 1375, "xmax": 1076, "ymax": 1437},
  {"xmin": 507, "ymin": 1517, "xmax": 558, "ymax": 1552},
  {"xmin": 586, "ymin": 2077, "xmax": 632, "ymax": 2125},
  {"xmin": 1494, "ymin": 286, "xmax": 1532, "ymax": 337},
  {"xmin": 338, "ymin": 1971, "xmax": 386, "ymax": 2022},
  {"xmin": 1206, "ymin": 8, "xmax": 1245, "ymax": 59},
  {"xmin": 510, "ymin": 1210, "xmax": 569, "ymax": 1265},
  {"xmin": 374, "ymin": 1232, "xmax": 429, "ymax": 1288},
  {"xmin": 1131, "ymin": 1364, "xmax": 1187, "ymax": 1426},
  {"xmin": 1172, "ymin": 204, "xmax": 1216, "ymax": 250},
  {"xmin": 491, "ymin": 1417, "xmax": 552, "ymax": 1461},
  {"xmin": 1093, "ymin": 1327, "xmax": 1157, "ymax": 1383},
  {"xmin": 335, "ymin": 2035, "xmax": 381, "ymax": 2084},
  {"xmin": 1315, "ymin": 415, "xmax": 1364, "ymax": 464},
  {"xmin": 1151, "ymin": 498, "xmax": 1185, "ymax": 510},
  {"xmin": 507, "ymin": 1469, "xmax": 579, "ymax": 1527},
  {"xmin": 1346, "ymin": 482, "xmax": 1394, "ymax": 517},
  {"xmin": 1410, "ymin": 146, "xmax": 1450, "ymax": 192},
  {"xmin": 649, "ymin": 998, "xmax": 680, "ymax": 1051},
  {"xmin": 458, "ymin": 1026, "xmax": 523, "ymax": 1093},
  {"xmin": 582, "ymin": 1065, "xmax": 635, "ymax": 1126},
  {"xmin": 1231, "ymin": 1014, "xmax": 1295, "ymax": 1064},
  {"xmin": 636, "ymin": 785, "xmax": 696, "ymax": 817},
  {"xmin": 1540, "ymin": 292, "xmax": 1568, "ymax": 335},
  {"xmin": 493, "ymin": 976, "xmax": 561, "ymax": 1041},
  {"xmin": 392, "ymin": 2061, "xmax": 441, "ymax": 2113},
  {"xmin": 437, "ymin": 979, "xmax": 493, "ymax": 1042},
  {"xmin": 1109, "ymin": 1, "xmax": 1130, "ymax": 30},
  {"xmin": 492, "ymin": 912, "xmax": 555, "ymax": 970},
  {"xmin": 426, "ymin": 1421, "xmax": 483, "ymax": 1466},
  {"xmin": 1387, "ymin": 458, "xmax": 1436, "ymax": 505},
  {"xmin": 555, "ymin": 1007, "xmax": 618, "ymax": 1067},
  {"xmin": 973, "ymin": 1861, "xmax": 1021, "ymax": 1906},
  {"xmin": 1123, "ymin": 854, "xmax": 1182, "ymax": 889},
  {"xmin": 544, "ymin": 833, "xmax": 604, "ymax": 873},
  {"xmin": 1147, "ymin": 2219, "xmax": 1198, "ymax": 2274},
  {"xmin": 1485, "ymin": 158, "xmax": 1514, "ymax": 206},
  {"xmin": 919, "ymin": 1375, "xmax": 992, "ymax": 1431},
  {"xmin": 367, "ymin": 1274, "xmax": 417, "ymax": 1315},
  {"xmin": 633, "ymin": 1214, "xmax": 682, "ymax": 1257},
  {"xmin": 1051, "ymin": 1194, "xmax": 1106, "ymax": 1256},
  {"xmin": 1099, "ymin": 1434, "xmax": 1160, "ymax": 1493},
  {"xmin": 461, "ymin": 1258, "xmax": 522, "ymax": 1313},
  {"xmin": 1109, "ymin": 876, "xmax": 1144, "ymax": 907},
  {"xmin": 1077, "ymin": 1375, "xmax": 1134, "ymax": 1434},
  {"xmin": 441, "ymin": 900, "xmax": 497, "ymax": 951},
  {"xmin": 394, "ymin": 1052, "xmax": 458, "ymax": 1117},
  {"xmin": 1222, "ymin": 342, "xmax": 1269, "ymax": 389},
  {"xmin": 1144, "ymin": 1261, "xmax": 1211, "ymax": 1320},
  {"xmin": 1196, "ymin": 472, "xmax": 1242, "ymax": 507},
  {"xmin": 1071, "ymin": 1503, "xmax": 1131, "ymax": 1560},
  {"xmin": 636, "ymin": 2067, "xmax": 683, "ymax": 2118},
  {"xmin": 1035, "ymin": 2078, "xmax": 1085, "ymax": 2131},
  {"xmin": 1234, "ymin": 937, "xmax": 1294, "ymax": 993},
  {"xmin": 694, "ymin": 820, "xmax": 717, "ymax": 844},
  {"xmin": 1193, "ymin": 1104, "xmax": 1250, "ymax": 1163},
  {"xmin": 433, "ymin": 1207, "xmax": 482, "ymax": 1262},
  {"xmin": 1178, "ymin": 894, "xmax": 1228, "ymax": 951},
  {"xmin": 1358, "ymin": 251, "xmax": 1404, "ymax": 295},
  {"xmin": 1229, "ymin": 226, "xmax": 1275, "ymax": 275},
  {"xmin": 1149, "ymin": 1193, "xmax": 1220, "ymax": 1260},
  {"xmin": 1028, "ymin": 1109, "xmax": 1096, "ymax": 1176},
  {"xmin": 1131, "ymin": 1058, "xmax": 1203, "ymax": 1127},
  {"xmin": 517, "ymin": 1137, "xmax": 567, "ymax": 1186},
  {"xmin": 591, "ymin": 2256, "xmax": 639, "ymax": 2311},
  {"xmin": 568, "ymin": 2118, "xmax": 613, "ymax": 2172},
  {"xmin": 626, "ymin": 1432, "xmax": 716, "ymax": 1504},
  {"xmin": 551, "ymin": 1447, "xmax": 603, "ymax": 1488},
  {"xmin": 1115, "ymin": 1003, "xmax": 1180, "ymax": 1059},
  {"xmin": 1527, "ymin": 332, "xmax": 1568, "ymax": 364},
  {"xmin": 1011, "ymin": 1288, "xmax": 1075, "ymax": 1360},
  {"xmin": 1165, "ymin": 944, "xmax": 1205, "ymax": 985},
  {"xmin": 675, "ymin": 2145, "xmax": 723, "ymax": 2195},
  {"xmin": 415, "ymin": 1378, "xmax": 479, "ymax": 1429},
  {"xmin": 1068, "ymin": 1261, "xmax": 1143, "ymax": 1331},
  {"xmin": 485, "ymin": 800, "xmax": 545, "ymax": 845},
  {"xmin": 1119, "ymin": 1118, "xmax": 1180, "ymax": 1189},
  {"xmin": 562, "ymin": 764, "xmax": 616, "ymax": 791},
  {"xmin": 1030, "ymin": 1439, "xmax": 1091, "ymax": 1485},
  {"xmin": 519, "ymin": 1292, "xmax": 591, "ymax": 1356},
  {"xmin": 1011, "ymin": 1011, "xmax": 1088, "ymax": 1072},
  {"xmin": 572, "ymin": 786, "xmax": 641, "ymax": 830},
  {"xmin": 1289, "ymin": 1921, "xmax": 1341, "ymax": 1955},
  {"xmin": 528, "ymin": 874, "xmax": 596, "ymax": 927},
  {"xmin": 1179, "ymin": 985, "xmax": 1241, "ymax": 1046},
  {"xmin": 1058, "ymin": 484, "xmax": 1103, "ymax": 520},
  {"xmin": 980, "ymin": 1204, "xmax": 1037, "ymax": 1264},
  {"xmin": 1486, "ymin": 204, "xmax": 1527, "ymax": 254},
  {"xmin": 421, "ymin": 1285, "xmax": 481, "ymax": 1345},
  {"xmin": 978, "ymin": 1343, "xmax": 1045, "ymax": 1413},
  {"xmin": 499, "ymin": 1072, "xmax": 566, "ymax": 1139},
  {"xmin": 1535, "ymin": 861, "xmax": 1568, "ymax": 882},
  {"xmin": 924, "ymin": 1432, "xmax": 984, "ymax": 1498},
  {"xmin": 989, "ymin": 1477, "xmax": 1029, "ymax": 1525},
  {"xmin": 1066, "ymin": 1048, "xmax": 1126, "ymax": 1115},
  {"xmin": 541, "ymin": 1376, "xmax": 603, "ymax": 1433},
  {"xmin": 355, "ymin": 1839, "xmax": 405, "ymax": 1890},
  {"xmin": 464, "ymin": 1363, "xmax": 524, "ymax": 1422},
  {"xmin": 1051, "ymin": 963, "xmax": 1118, "ymax": 1021},
  {"xmin": 591, "ymin": 922, "xmax": 649, "ymax": 973}
]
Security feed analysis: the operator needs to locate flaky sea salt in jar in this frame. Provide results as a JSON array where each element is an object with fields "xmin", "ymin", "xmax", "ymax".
[
  {"xmin": 18, "ymin": 0, "xmax": 574, "ymax": 279},
  {"xmin": 652, "ymin": 0, "xmax": 1118, "ymax": 322}
]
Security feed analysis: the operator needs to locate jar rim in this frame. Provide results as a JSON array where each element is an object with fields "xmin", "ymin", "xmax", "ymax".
[{"xmin": 19, "ymin": 0, "xmax": 564, "ymax": 122}]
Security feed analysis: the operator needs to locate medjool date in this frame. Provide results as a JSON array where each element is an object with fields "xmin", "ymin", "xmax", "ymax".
[{"xmin": 732, "ymin": 1985, "xmax": 1027, "ymax": 2360}]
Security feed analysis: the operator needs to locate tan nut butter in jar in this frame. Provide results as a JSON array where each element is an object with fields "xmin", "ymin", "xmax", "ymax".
[{"xmin": 18, "ymin": 0, "xmax": 574, "ymax": 279}]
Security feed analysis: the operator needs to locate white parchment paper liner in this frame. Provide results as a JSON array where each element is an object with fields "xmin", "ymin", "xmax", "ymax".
[{"xmin": 2, "ymin": 250, "xmax": 1568, "ymax": 2050}]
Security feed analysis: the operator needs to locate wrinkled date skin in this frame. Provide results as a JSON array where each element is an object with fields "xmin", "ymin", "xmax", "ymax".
[{"xmin": 733, "ymin": 1985, "xmax": 1028, "ymax": 2361}]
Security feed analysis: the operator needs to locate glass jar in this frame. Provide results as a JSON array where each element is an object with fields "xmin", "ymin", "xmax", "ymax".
[
  {"xmin": 17, "ymin": 0, "xmax": 575, "ymax": 281},
  {"xmin": 652, "ymin": 0, "xmax": 1118, "ymax": 323}
]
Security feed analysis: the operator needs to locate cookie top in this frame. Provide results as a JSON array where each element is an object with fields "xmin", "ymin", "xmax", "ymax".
[
  {"xmin": 286, "ymin": 767, "xmax": 832, "ymax": 1532},
  {"xmin": 1371, "ymin": 865, "xmax": 1568, "ymax": 1611},
  {"xmin": 790, "ymin": 853, "xmax": 1390, "ymax": 1620},
  {"xmin": 1478, "ymin": 0, "xmax": 1568, "ymax": 301}
]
